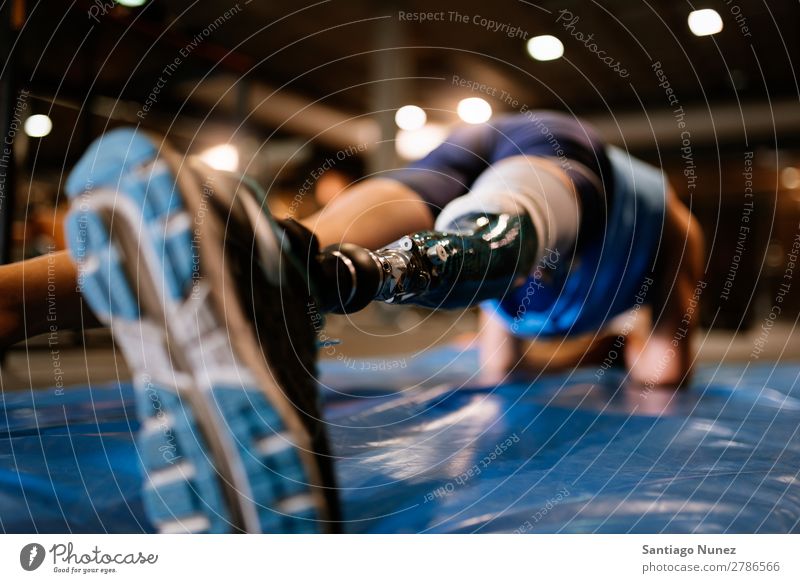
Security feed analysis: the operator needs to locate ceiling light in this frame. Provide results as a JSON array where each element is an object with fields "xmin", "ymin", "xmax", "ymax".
[
  {"xmin": 781, "ymin": 167, "xmax": 800, "ymax": 190},
  {"xmin": 198, "ymin": 144, "xmax": 239, "ymax": 172},
  {"xmin": 395, "ymin": 105, "xmax": 427, "ymax": 131},
  {"xmin": 457, "ymin": 98, "xmax": 492, "ymax": 124},
  {"xmin": 688, "ymin": 9, "xmax": 723, "ymax": 36},
  {"xmin": 526, "ymin": 35, "xmax": 564, "ymax": 61},
  {"xmin": 24, "ymin": 114, "xmax": 52, "ymax": 138},
  {"xmin": 396, "ymin": 124, "xmax": 447, "ymax": 160}
]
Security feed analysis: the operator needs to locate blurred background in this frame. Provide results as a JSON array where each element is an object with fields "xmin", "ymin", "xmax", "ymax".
[{"xmin": 1, "ymin": 0, "xmax": 798, "ymax": 387}]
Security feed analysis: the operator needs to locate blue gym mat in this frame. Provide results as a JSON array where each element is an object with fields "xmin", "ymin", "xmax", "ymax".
[{"xmin": 2, "ymin": 346, "xmax": 799, "ymax": 533}]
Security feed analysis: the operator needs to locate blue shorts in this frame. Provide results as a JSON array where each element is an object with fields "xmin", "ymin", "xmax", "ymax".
[
  {"xmin": 387, "ymin": 112, "xmax": 612, "ymax": 244},
  {"xmin": 387, "ymin": 112, "xmax": 667, "ymax": 337},
  {"xmin": 485, "ymin": 146, "xmax": 667, "ymax": 338}
]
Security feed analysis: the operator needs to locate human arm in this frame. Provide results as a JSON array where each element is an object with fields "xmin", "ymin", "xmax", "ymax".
[{"xmin": 625, "ymin": 188, "xmax": 705, "ymax": 388}]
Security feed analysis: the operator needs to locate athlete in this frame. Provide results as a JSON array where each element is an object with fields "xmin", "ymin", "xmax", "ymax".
[{"xmin": 0, "ymin": 112, "xmax": 703, "ymax": 533}]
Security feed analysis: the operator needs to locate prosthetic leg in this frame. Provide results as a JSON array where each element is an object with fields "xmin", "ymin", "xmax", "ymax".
[
  {"xmin": 306, "ymin": 155, "xmax": 581, "ymax": 315},
  {"xmin": 316, "ymin": 212, "xmax": 539, "ymax": 313}
]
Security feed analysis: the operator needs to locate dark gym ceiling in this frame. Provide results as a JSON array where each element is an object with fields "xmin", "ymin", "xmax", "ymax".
[{"xmin": 12, "ymin": 0, "xmax": 800, "ymax": 166}]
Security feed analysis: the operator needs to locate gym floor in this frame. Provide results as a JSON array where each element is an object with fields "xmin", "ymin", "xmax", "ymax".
[{"xmin": 4, "ymin": 313, "xmax": 798, "ymax": 391}]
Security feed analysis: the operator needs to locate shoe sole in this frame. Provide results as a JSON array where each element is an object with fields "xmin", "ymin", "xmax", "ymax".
[{"xmin": 65, "ymin": 128, "xmax": 331, "ymax": 533}]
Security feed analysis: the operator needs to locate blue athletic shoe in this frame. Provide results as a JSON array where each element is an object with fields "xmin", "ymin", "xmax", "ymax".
[{"xmin": 64, "ymin": 128, "xmax": 339, "ymax": 533}]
